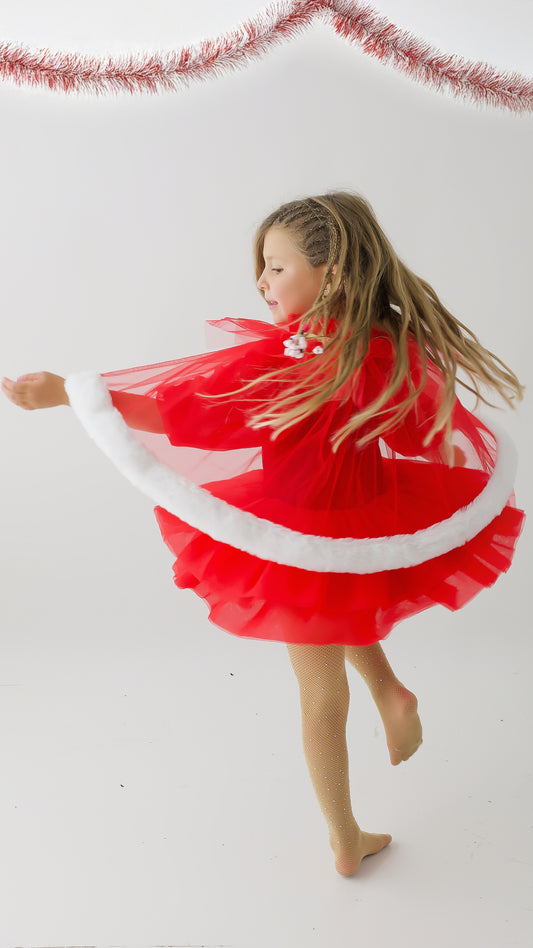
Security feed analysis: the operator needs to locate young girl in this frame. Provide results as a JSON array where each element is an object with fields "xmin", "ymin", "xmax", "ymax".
[{"xmin": 1, "ymin": 192, "xmax": 525, "ymax": 878}]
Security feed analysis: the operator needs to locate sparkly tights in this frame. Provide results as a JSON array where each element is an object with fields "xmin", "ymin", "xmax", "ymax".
[{"xmin": 286, "ymin": 642, "xmax": 399, "ymax": 845}]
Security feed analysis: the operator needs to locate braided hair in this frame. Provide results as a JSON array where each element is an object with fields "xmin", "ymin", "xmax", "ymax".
[{"xmin": 211, "ymin": 191, "xmax": 524, "ymax": 453}]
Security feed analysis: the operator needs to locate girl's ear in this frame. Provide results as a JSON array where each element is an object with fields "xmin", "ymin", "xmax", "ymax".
[
  {"xmin": 323, "ymin": 263, "xmax": 340, "ymax": 298},
  {"xmin": 323, "ymin": 264, "xmax": 339, "ymax": 298}
]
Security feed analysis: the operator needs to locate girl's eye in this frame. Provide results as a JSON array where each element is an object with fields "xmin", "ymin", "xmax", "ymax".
[{"xmin": 271, "ymin": 268, "xmax": 283, "ymax": 273}]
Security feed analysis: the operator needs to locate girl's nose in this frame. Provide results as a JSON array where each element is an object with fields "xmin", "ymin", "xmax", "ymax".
[{"xmin": 257, "ymin": 270, "xmax": 268, "ymax": 291}]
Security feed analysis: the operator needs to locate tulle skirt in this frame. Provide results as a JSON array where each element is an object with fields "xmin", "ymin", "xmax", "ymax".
[
  {"xmin": 64, "ymin": 316, "xmax": 526, "ymax": 647},
  {"xmin": 154, "ymin": 462, "xmax": 525, "ymax": 646}
]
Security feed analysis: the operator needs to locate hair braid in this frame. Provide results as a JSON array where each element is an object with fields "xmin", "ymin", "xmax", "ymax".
[{"xmin": 206, "ymin": 191, "xmax": 524, "ymax": 454}]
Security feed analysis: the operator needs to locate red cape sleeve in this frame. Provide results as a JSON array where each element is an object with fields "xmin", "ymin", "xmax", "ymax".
[
  {"xmin": 360, "ymin": 333, "xmax": 449, "ymax": 456},
  {"xmin": 105, "ymin": 338, "xmax": 278, "ymax": 450},
  {"xmin": 109, "ymin": 390, "xmax": 166, "ymax": 433}
]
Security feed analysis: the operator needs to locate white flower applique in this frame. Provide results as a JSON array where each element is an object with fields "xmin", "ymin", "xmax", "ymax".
[{"xmin": 283, "ymin": 332, "xmax": 324, "ymax": 359}]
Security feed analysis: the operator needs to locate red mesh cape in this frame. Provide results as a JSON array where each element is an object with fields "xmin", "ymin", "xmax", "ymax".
[{"xmin": 65, "ymin": 316, "xmax": 525, "ymax": 645}]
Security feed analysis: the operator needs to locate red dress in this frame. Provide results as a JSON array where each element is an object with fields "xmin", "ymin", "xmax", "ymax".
[{"xmin": 64, "ymin": 316, "xmax": 525, "ymax": 646}]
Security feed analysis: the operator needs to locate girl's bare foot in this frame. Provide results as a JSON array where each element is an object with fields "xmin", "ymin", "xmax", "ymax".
[
  {"xmin": 344, "ymin": 645, "xmax": 422, "ymax": 765},
  {"xmin": 376, "ymin": 685, "xmax": 423, "ymax": 765},
  {"xmin": 329, "ymin": 825, "xmax": 392, "ymax": 877}
]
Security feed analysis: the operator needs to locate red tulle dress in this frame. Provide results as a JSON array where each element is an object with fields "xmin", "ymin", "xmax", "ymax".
[{"xmin": 65, "ymin": 316, "xmax": 525, "ymax": 646}]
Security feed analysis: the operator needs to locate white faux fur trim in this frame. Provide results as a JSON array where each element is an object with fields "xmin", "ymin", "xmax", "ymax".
[{"xmin": 65, "ymin": 371, "xmax": 518, "ymax": 574}]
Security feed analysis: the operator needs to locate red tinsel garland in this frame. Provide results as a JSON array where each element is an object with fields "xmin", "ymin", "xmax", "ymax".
[{"xmin": 0, "ymin": 0, "xmax": 531, "ymax": 112}]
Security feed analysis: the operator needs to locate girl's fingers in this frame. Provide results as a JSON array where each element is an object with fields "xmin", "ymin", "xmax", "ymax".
[
  {"xmin": 2, "ymin": 372, "xmax": 67, "ymax": 409},
  {"xmin": 1, "ymin": 377, "xmax": 16, "ymax": 394},
  {"xmin": 2, "ymin": 377, "xmax": 33, "ymax": 407},
  {"xmin": 3, "ymin": 378, "xmax": 25, "ymax": 393},
  {"xmin": 3, "ymin": 376, "xmax": 29, "ymax": 386},
  {"xmin": 2, "ymin": 374, "xmax": 41, "ymax": 386}
]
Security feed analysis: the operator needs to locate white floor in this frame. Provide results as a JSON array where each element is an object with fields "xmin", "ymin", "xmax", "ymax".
[{"xmin": 1, "ymin": 501, "xmax": 531, "ymax": 948}]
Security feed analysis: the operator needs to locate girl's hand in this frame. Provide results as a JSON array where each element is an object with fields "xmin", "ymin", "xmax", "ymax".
[{"xmin": 1, "ymin": 372, "xmax": 69, "ymax": 410}]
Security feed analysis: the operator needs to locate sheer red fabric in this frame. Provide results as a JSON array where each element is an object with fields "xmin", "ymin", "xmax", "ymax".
[{"xmin": 102, "ymin": 316, "xmax": 524, "ymax": 646}]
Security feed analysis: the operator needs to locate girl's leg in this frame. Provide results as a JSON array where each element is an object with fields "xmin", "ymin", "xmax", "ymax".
[
  {"xmin": 345, "ymin": 643, "xmax": 423, "ymax": 765},
  {"xmin": 287, "ymin": 642, "xmax": 391, "ymax": 877}
]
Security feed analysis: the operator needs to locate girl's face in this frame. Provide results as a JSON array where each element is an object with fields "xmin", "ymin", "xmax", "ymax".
[{"xmin": 257, "ymin": 227, "xmax": 328, "ymax": 326}]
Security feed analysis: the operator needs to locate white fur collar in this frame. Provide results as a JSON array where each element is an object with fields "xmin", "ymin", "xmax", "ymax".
[{"xmin": 65, "ymin": 371, "xmax": 518, "ymax": 574}]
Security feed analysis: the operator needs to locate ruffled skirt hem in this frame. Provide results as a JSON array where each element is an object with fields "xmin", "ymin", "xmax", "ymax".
[{"xmin": 154, "ymin": 502, "xmax": 525, "ymax": 646}]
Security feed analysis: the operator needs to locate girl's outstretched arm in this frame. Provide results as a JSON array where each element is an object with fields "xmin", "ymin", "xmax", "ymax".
[
  {"xmin": 1, "ymin": 371, "xmax": 165, "ymax": 433},
  {"xmin": 1, "ymin": 372, "xmax": 69, "ymax": 409}
]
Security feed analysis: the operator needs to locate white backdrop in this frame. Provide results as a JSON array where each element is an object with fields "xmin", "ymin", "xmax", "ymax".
[{"xmin": 0, "ymin": 3, "xmax": 531, "ymax": 946}]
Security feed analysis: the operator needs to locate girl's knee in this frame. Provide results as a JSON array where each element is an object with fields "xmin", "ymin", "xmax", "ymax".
[
  {"xmin": 299, "ymin": 674, "xmax": 350, "ymax": 719},
  {"xmin": 299, "ymin": 689, "xmax": 350, "ymax": 732}
]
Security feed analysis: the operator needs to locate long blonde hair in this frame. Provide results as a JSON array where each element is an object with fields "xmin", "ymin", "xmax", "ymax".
[{"xmin": 216, "ymin": 192, "xmax": 524, "ymax": 452}]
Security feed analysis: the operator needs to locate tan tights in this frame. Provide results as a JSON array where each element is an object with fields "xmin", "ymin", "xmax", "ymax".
[{"xmin": 287, "ymin": 642, "xmax": 422, "ymax": 876}]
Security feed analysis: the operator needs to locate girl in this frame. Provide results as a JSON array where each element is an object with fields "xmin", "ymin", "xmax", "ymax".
[{"xmin": 1, "ymin": 192, "xmax": 525, "ymax": 878}]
